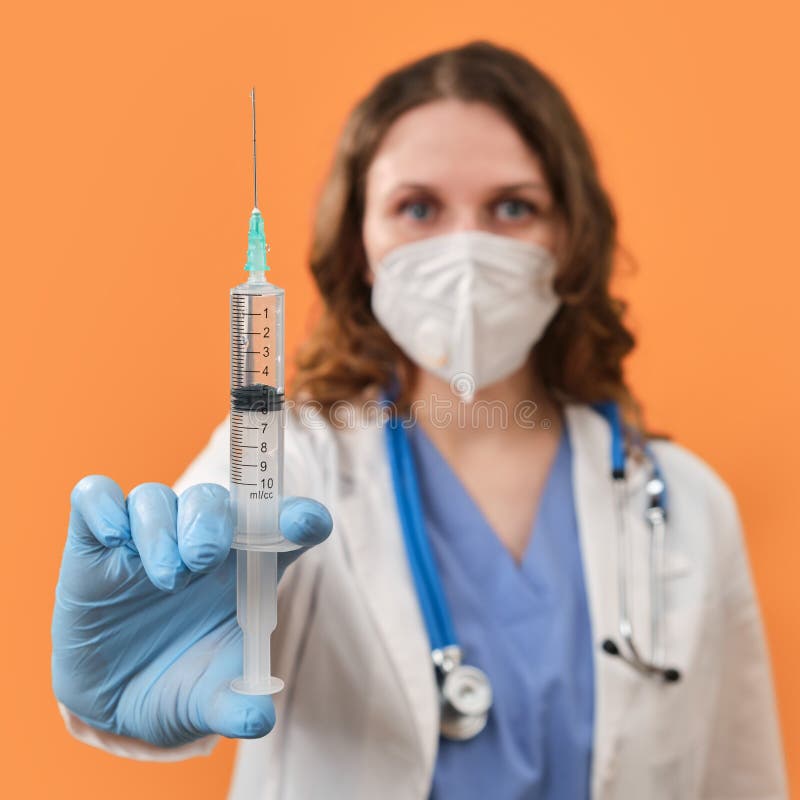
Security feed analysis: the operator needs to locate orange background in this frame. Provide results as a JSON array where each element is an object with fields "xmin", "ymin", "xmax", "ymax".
[{"xmin": 2, "ymin": 0, "xmax": 798, "ymax": 796}]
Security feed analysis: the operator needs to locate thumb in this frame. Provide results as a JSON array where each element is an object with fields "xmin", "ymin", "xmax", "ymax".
[
  {"xmin": 204, "ymin": 683, "xmax": 276, "ymax": 740},
  {"xmin": 279, "ymin": 496, "xmax": 333, "ymax": 547},
  {"xmin": 192, "ymin": 630, "xmax": 278, "ymax": 740},
  {"xmin": 277, "ymin": 496, "xmax": 333, "ymax": 574}
]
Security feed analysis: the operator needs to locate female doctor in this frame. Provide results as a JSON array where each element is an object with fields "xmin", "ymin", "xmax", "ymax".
[{"xmin": 52, "ymin": 40, "xmax": 788, "ymax": 799}]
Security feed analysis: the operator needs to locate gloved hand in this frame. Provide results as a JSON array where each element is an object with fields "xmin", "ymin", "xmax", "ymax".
[{"xmin": 52, "ymin": 475, "xmax": 332, "ymax": 749}]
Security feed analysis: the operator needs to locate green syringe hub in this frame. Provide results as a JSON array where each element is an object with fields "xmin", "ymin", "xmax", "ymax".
[{"xmin": 245, "ymin": 207, "xmax": 270, "ymax": 272}]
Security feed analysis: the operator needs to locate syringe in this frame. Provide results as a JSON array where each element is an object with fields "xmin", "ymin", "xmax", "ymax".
[{"xmin": 229, "ymin": 87, "xmax": 301, "ymax": 695}]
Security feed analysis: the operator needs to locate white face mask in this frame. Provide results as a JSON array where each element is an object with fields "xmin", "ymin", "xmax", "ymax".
[{"xmin": 370, "ymin": 229, "xmax": 561, "ymax": 401}]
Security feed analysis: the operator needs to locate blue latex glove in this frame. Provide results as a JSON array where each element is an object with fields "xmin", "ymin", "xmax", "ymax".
[{"xmin": 52, "ymin": 475, "xmax": 332, "ymax": 749}]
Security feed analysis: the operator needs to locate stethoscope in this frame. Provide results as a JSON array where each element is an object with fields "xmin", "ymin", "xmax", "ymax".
[
  {"xmin": 383, "ymin": 397, "xmax": 682, "ymax": 742},
  {"xmin": 591, "ymin": 400, "xmax": 682, "ymax": 685}
]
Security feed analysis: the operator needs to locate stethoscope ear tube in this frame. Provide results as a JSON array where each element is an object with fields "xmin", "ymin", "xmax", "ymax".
[
  {"xmin": 591, "ymin": 401, "xmax": 683, "ymax": 684},
  {"xmin": 600, "ymin": 638, "xmax": 681, "ymax": 682}
]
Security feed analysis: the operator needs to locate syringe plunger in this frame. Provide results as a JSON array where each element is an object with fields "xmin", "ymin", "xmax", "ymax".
[{"xmin": 231, "ymin": 549, "xmax": 284, "ymax": 694}]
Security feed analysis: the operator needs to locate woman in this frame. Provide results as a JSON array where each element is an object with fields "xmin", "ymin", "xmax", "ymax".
[{"xmin": 51, "ymin": 41, "xmax": 788, "ymax": 799}]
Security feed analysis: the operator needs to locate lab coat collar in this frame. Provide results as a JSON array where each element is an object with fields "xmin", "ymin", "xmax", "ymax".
[{"xmin": 338, "ymin": 401, "xmax": 649, "ymax": 796}]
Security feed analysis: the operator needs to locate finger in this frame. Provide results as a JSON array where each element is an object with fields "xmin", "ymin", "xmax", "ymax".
[
  {"xmin": 177, "ymin": 484, "xmax": 233, "ymax": 573},
  {"xmin": 69, "ymin": 475, "xmax": 131, "ymax": 550},
  {"xmin": 127, "ymin": 483, "xmax": 189, "ymax": 593},
  {"xmin": 277, "ymin": 496, "xmax": 333, "ymax": 572}
]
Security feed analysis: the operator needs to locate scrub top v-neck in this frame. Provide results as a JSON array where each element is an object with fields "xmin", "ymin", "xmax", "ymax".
[{"xmin": 405, "ymin": 420, "xmax": 595, "ymax": 800}]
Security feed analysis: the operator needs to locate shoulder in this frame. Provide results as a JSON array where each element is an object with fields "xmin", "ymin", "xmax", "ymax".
[
  {"xmin": 648, "ymin": 435, "xmax": 739, "ymax": 525},
  {"xmin": 647, "ymin": 435, "xmax": 749, "ymax": 600},
  {"xmin": 568, "ymin": 401, "xmax": 739, "ymax": 528},
  {"xmin": 284, "ymin": 390, "xmax": 387, "ymax": 496},
  {"xmin": 286, "ymin": 389, "xmax": 386, "ymax": 450}
]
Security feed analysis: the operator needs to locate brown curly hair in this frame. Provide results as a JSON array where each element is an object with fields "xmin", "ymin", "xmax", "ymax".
[{"xmin": 292, "ymin": 39, "xmax": 666, "ymax": 444}]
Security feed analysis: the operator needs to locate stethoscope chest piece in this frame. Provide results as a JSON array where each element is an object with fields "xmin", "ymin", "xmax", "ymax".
[
  {"xmin": 435, "ymin": 647, "xmax": 493, "ymax": 740},
  {"xmin": 440, "ymin": 701, "xmax": 489, "ymax": 740}
]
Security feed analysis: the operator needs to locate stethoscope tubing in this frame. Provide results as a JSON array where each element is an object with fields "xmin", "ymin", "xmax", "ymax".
[{"xmin": 384, "ymin": 416, "xmax": 458, "ymax": 649}]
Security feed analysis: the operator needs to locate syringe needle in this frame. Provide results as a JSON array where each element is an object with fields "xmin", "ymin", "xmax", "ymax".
[{"xmin": 250, "ymin": 86, "xmax": 258, "ymax": 210}]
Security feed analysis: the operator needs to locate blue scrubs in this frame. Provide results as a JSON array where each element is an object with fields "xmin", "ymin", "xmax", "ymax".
[{"xmin": 405, "ymin": 421, "xmax": 595, "ymax": 800}]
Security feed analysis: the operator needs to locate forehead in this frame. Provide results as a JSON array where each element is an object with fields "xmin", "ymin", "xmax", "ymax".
[{"xmin": 366, "ymin": 99, "xmax": 547, "ymax": 193}]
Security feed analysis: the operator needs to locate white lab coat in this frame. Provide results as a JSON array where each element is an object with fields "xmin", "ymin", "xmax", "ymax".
[{"xmin": 59, "ymin": 400, "xmax": 788, "ymax": 799}]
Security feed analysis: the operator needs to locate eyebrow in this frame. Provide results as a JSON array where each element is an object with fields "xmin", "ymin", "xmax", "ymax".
[{"xmin": 387, "ymin": 180, "xmax": 551, "ymax": 197}]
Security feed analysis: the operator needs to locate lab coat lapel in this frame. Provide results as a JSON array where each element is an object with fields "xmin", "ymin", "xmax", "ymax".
[
  {"xmin": 334, "ymin": 421, "xmax": 441, "ymax": 786},
  {"xmin": 565, "ymin": 402, "xmax": 650, "ymax": 799}
]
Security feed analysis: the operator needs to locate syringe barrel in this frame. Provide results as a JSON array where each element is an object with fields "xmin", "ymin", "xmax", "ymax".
[{"xmin": 230, "ymin": 275, "xmax": 298, "ymax": 552}]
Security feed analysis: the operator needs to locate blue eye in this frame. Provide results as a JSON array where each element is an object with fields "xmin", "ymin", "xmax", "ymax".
[
  {"xmin": 400, "ymin": 200, "xmax": 434, "ymax": 221},
  {"xmin": 496, "ymin": 199, "xmax": 536, "ymax": 220}
]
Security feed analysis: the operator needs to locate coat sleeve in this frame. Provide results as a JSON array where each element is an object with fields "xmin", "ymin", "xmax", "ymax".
[{"xmin": 699, "ymin": 479, "xmax": 789, "ymax": 799}]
